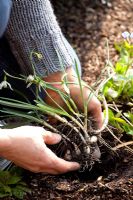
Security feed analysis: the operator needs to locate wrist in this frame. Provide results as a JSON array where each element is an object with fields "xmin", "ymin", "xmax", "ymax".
[{"xmin": 0, "ymin": 129, "xmax": 12, "ymax": 157}]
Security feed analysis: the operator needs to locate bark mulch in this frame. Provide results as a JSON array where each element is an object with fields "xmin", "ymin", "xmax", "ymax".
[{"xmin": 4, "ymin": 0, "xmax": 133, "ymax": 199}]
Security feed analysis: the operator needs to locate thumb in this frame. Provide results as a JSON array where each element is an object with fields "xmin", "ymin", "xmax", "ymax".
[{"xmin": 42, "ymin": 131, "xmax": 62, "ymax": 145}]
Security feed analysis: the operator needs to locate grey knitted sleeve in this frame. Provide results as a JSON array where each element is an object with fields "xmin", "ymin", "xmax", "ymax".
[{"xmin": 5, "ymin": 0, "xmax": 75, "ymax": 77}]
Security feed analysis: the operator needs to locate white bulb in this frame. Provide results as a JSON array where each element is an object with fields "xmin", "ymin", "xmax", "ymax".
[
  {"xmin": 84, "ymin": 146, "xmax": 90, "ymax": 154},
  {"xmin": 90, "ymin": 136, "xmax": 98, "ymax": 143}
]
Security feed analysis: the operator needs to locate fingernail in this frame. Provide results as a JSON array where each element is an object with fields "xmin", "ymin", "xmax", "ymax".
[{"xmin": 53, "ymin": 133, "xmax": 62, "ymax": 142}]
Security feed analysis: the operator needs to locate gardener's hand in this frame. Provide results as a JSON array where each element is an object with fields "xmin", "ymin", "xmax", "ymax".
[
  {"xmin": 44, "ymin": 67, "xmax": 103, "ymax": 129},
  {"xmin": 0, "ymin": 126, "xmax": 80, "ymax": 174}
]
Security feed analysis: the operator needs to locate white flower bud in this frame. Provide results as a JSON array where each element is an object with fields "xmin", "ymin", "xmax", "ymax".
[
  {"xmin": 26, "ymin": 75, "xmax": 34, "ymax": 82},
  {"xmin": 0, "ymin": 81, "xmax": 13, "ymax": 90}
]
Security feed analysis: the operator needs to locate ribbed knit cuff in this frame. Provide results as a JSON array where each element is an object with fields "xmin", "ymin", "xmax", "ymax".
[{"xmin": 6, "ymin": 0, "xmax": 75, "ymax": 77}]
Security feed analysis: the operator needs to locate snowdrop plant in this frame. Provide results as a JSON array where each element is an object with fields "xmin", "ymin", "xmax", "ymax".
[
  {"xmin": 0, "ymin": 32, "xmax": 133, "ymax": 168},
  {"xmin": 0, "ymin": 56, "xmax": 107, "ymax": 171},
  {"xmin": 0, "ymin": 76, "xmax": 13, "ymax": 90}
]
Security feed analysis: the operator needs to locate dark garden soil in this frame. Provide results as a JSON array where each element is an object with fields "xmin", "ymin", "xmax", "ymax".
[{"xmin": 4, "ymin": 0, "xmax": 133, "ymax": 199}]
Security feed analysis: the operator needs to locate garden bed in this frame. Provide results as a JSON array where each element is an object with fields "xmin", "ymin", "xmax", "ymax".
[{"xmin": 3, "ymin": 0, "xmax": 133, "ymax": 199}]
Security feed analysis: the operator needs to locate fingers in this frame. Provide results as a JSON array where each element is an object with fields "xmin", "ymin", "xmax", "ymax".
[
  {"xmin": 88, "ymin": 96, "xmax": 103, "ymax": 129},
  {"xmin": 41, "ymin": 131, "xmax": 80, "ymax": 174},
  {"xmin": 52, "ymin": 157, "xmax": 80, "ymax": 174},
  {"xmin": 70, "ymin": 85, "xmax": 103, "ymax": 129},
  {"xmin": 81, "ymin": 87, "xmax": 103, "ymax": 129},
  {"xmin": 42, "ymin": 131, "xmax": 62, "ymax": 145},
  {"xmin": 39, "ymin": 160, "xmax": 80, "ymax": 175},
  {"xmin": 42, "ymin": 148, "xmax": 80, "ymax": 174}
]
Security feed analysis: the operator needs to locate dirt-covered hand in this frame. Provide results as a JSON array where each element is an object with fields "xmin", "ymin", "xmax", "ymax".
[
  {"xmin": 0, "ymin": 126, "xmax": 80, "ymax": 174},
  {"xmin": 44, "ymin": 67, "xmax": 103, "ymax": 129}
]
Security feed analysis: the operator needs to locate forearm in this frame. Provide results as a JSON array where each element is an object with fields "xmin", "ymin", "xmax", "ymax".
[
  {"xmin": 0, "ymin": 129, "xmax": 11, "ymax": 157},
  {"xmin": 6, "ymin": 0, "xmax": 74, "ymax": 77}
]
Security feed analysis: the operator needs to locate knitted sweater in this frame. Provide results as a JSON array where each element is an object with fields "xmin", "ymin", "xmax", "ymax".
[{"xmin": 6, "ymin": 0, "xmax": 75, "ymax": 77}]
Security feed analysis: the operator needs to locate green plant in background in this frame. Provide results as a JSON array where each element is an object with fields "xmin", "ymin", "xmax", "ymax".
[
  {"xmin": 0, "ymin": 167, "xmax": 30, "ymax": 199},
  {"xmin": 99, "ymin": 32, "xmax": 133, "ymax": 140},
  {"xmin": 102, "ymin": 33, "xmax": 133, "ymax": 100}
]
